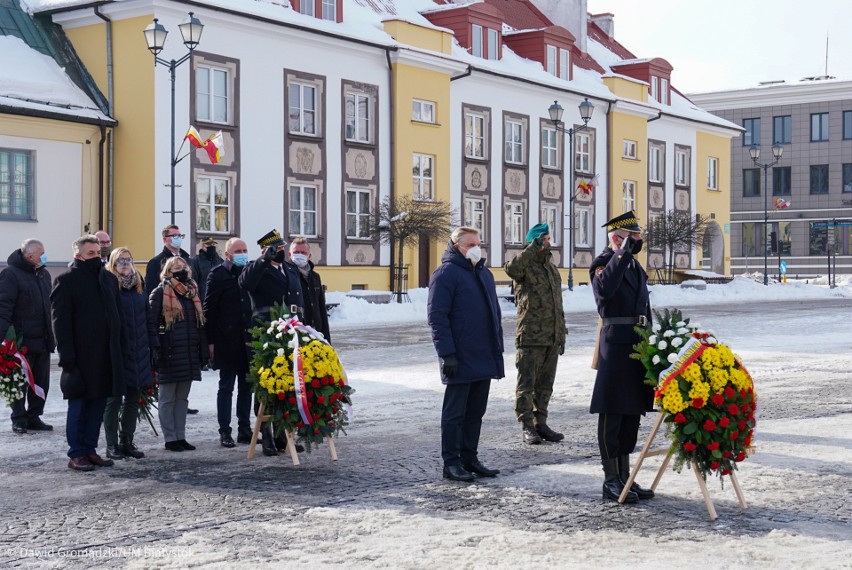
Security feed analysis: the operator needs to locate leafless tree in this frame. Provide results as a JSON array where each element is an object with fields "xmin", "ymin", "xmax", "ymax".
[{"xmin": 644, "ymin": 209, "xmax": 711, "ymax": 284}]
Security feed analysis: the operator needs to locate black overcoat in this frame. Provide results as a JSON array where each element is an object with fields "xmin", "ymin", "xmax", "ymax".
[
  {"xmin": 589, "ymin": 246, "xmax": 654, "ymax": 415},
  {"xmin": 148, "ymin": 284, "xmax": 208, "ymax": 384},
  {"xmin": 203, "ymin": 261, "xmax": 252, "ymax": 372},
  {"xmin": 0, "ymin": 249, "xmax": 55, "ymax": 353},
  {"xmin": 238, "ymin": 255, "xmax": 304, "ymax": 323},
  {"xmin": 287, "ymin": 261, "xmax": 331, "ymax": 342}
]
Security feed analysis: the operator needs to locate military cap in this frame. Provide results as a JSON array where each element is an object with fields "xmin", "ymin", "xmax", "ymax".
[
  {"xmin": 525, "ymin": 223, "xmax": 550, "ymax": 244},
  {"xmin": 257, "ymin": 229, "xmax": 285, "ymax": 248},
  {"xmin": 602, "ymin": 211, "xmax": 642, "ymax": 232},
  {"xmin": 200, "ymin": 237, "xmax": 217, "ymax": 246}
]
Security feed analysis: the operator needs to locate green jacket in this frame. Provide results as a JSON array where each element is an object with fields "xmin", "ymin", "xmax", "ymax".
[{"xmin": 504, "ymin": 243, "xmax": 566, "ymax": 347}]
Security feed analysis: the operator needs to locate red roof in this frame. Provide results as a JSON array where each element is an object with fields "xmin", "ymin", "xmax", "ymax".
[
  {"xmin": 587, "ymin": 19, "xmax": 635, "ymax": 61},
  {"xmin": 483, "ymin": 0, "xmax": 552, "ymax": 30}
]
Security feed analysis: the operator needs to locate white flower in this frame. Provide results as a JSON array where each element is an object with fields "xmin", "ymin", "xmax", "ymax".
[
  {"xmin": 707, "ymin": 336, "xmax": 717, "ymax": 345},
  {"xmin": 652, "ymin": 354, "xmax": 661, "ymax": 365},
  {"xmin": 676, "ymin": 321, "xmax": 686, "ymax": 327},
  {"xmin": 652, "ymin": 323, "xmax": 661, "ymax": 332},
  {"xmin": 667, "ymin": 353, "xmax": 678, "ymax": 363},
  {"xmin": 671, "ymin": 337, "xmax": 683, "ymax": 348},
  {"xmin": 648, "ymin": 335, "xmax": 658, "ymax": 344},
  {"xmin": 663, "ymin": 330, "xmax": 675, "ymax": 338},
  {"xmin": 677, "ymin": 328, "xmax": 688, "ymax": 335},
  {"xmin": 275, "ymin": 332, "xmax": 283, "ymax": 339},
  {"xmin": 267, "ymin": 326, "xmax": 275, "ymax": 335},
  {"xmin": 263, "ymin": 342, "xmax": 269, "ymax": 349},
  {"xmin": 657, "ymin": 340, "xmax": 668, "ymax": 350},
  {"xmin": 277, "ymin": 348, "xmax": 286, "ymax": 357}
]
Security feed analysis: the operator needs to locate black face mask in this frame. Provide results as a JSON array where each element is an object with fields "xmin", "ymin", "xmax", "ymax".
[
  {"xmin": 82, "ymin": 256, "xmax": 102, "ymax": 272},
  {"xmin": 173, "ymin": 270, "xmax": 190, "ymax": 283},
  {"xmin": 273, "ymin": 251, "xmax": 287, "ymax": 264},
  {"xmin": 631, "ymin": 239, "xmax": 644, "ymax": 254},
  {"xmin": 204, "ymin": 247, "xmax": 218, "ymax": 260}
]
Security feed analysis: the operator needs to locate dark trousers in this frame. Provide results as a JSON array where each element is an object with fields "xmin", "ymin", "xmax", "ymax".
[
  {"xmin": 103, "ymin": 387, "xmax": 141, "ymax": 447},
  {"xmin": 217, "ymin": 368, "xmax": 251, "ymax": 432},
  {"xmin": 66, "ymin": 397, "xmax": 107, "ymax": 458},
  {"xmin": 441, "ymin": 379, "xmax": 491, "ymax": 467},
  {"xmin": 10, "ymin": 351, "xmax": 50, "ymax": 423},
  {"xmin": 597, "ymin": 413, "xmax": 640, "ymax": 459}
]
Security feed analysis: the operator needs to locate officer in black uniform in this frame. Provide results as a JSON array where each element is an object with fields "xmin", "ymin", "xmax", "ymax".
[{"xmin": 589, "ymin": 211, "xmax": 655, "ymax": 503}]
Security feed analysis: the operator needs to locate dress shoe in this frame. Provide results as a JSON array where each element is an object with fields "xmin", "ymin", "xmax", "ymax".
[
  {"xmin": 187, "ymin": 408, "xmax": 199, "ymax": 415},
  {"xmin": 462, "ymin": 460, "xmax": 500, "ymax": 477},
  {"xmin": 165, "ymin": 441, "xmax": 184, "ymax": 452},
  {"xmin": 236, "ymin": 428, "xmax": 253, "ymax": 444},
  {"xmin": 27, "ymin": 417, "xmax": 53, "ymax": 431},
  {"xmin": 106, "ymin": 445, "xmax": 127, "ymax": 460},
  {"xmin": 522, "ymin": 426, "xmax": 542, "ymax": 445},
  {"xmin": 87, "ymin": 453, "xmax": 114, "ymax": 467},
  {"xmin": 442, "ymin": 464, "xmax": 475, "ymax": 482},
  {"xmin": 178, "ymin": 439, "xmax": 196, "ymax": 451},
  {"xmin": 535, "ymin": 424, "xmax": 564, "ymax": 442},
  {"xmin": 12, "ymin": 422, "xmax": 27, "ymax": 434},
  {"xmin": 275, "ymin": 436, "xmax": 304, "ymax": 453},
  {"xmin": 68, "ymin": 456, "xmax": 95, "ymax": 472},
  {"xmin": 119, "ymin": 442, "xmax": 145, "ymax": 459},
  {"xmin": 220, "ymin": 430, "xmax": 236, "ymax": 448}
]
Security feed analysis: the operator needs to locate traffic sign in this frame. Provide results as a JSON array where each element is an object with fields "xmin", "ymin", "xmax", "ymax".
[{"xmin": 780, "ymin": 261, "xmax": 787, "ymax": 274}]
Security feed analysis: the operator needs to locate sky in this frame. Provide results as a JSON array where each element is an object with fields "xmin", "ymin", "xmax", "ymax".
[{"xmin": 585, "ymin": 0, "xmax": 852, "ymax": 94}]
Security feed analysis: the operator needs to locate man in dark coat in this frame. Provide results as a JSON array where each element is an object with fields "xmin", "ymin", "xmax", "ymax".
[
  {"xmin": 144, "ymin": 224, "xmax": 190, "ymax": 299},
  {"xmin": 285, "ymin": 236, "xmax": 330, "ymax": 341},
  {"xmin": 204, "ymin": 237, "xmax": 253, "ymax": 447},
  {"xmin": 190, "ymin": 237, "xmax": 223, "ymax": 304},
  {"xmin": 590, "ymin": 211, "xmax": 655, "ymax": 503},
  {"xmin": 428, "ymin": 226, "xmax": 504, "ymax": 482},
  {"xmin": 51, "ymin": 235, "xmax": 124, "ymax": 472},
  {"xmin": 0, "ymin": 239, "xmax": 55, "ymax": 433},
  {"xmin": 504, "ymin": 223, "xmax": 567, "ymax": 445}
]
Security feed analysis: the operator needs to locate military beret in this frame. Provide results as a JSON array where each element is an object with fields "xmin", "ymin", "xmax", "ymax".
[{"xmin": 525, "ymin": 223, "xmax": 550, "ymax": 244}]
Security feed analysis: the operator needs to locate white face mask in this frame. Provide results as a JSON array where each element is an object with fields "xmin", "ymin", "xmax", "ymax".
[
  {"xmin": 291, "ymin": 253, "xmax": 309, "ymax": 267},
  {"xmin": 465, "ymin": 245, "xmax": 482, "ymax": 265}
]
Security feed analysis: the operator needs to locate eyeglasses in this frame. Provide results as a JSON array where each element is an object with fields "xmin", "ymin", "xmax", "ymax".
[
  {"xmin": 167, "ymin": 234, "xmax": 186, "ymax": 239},
  {"xmin": 99, "ymin": 241, "xmax": 112, "ymax": 246},
  {"xmin": 116, "ymin": 258, "xmax": 134, "ymax": 265}
]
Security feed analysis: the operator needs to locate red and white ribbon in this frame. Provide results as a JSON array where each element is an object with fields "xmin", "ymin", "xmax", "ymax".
[
  {"xmin": 289, "ymin": 325, "xmax": 313, "ymax": 425},
  {"xmin": 4, "ymin": 340, "xmax": 44, "ymax": 400}
]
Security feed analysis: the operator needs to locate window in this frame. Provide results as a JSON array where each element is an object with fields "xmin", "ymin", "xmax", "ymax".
[
  {"xmin": 504, "ymin": 201, "xmax": 524, "ymax": 244},
  {"xmin": 487, "ymin": 28, "xmax": 498, "ymax": 60},
  {"xmin": 811, "ymin": 113, "xmax": 829, "ymax": 142},
  {"xmin": 196, "ymin": 176, "xmax": 230, "ymax": 234},
  {"xmin": 505, "ymin": 120, "xmax": 524, "ymax": 164},
  {"xmin": 0, "ymin": 149, "xmax": 33, "ymax": 219},
  {"xmin": 623, "ymin": 180, "xmax": 636, "ymax": 212},
  {"xmin": 541, "ymin": 126, "xmax": 558, "ymax": 168},
  {"xmin": 623, "ymin": 139, "xmax": 637, "ymax": 159},
  {"xmin": 559, "ymin": 48, "xmax": 569, "ymax": 80},
  {"xmin": 464, "ymin": 197, "xmax": 486, "ymax": 236},
  {"xmin": 345, "ymin": 92, "xmax": 371, "ymax": 143},
  {"xmin": 743, "ymin": 118, "xmax": 760, "ymax": 147},
  {"xmin": 741, "ymin": 222, "xmax": 758, "ymax": 256},
  {"xmin": 321, "ymin": 0, "xmax": 336, "ymax": 21},
  {"xmin": 289, "ymin": 81, "xmax": 317, "ymax": 135},
  {"xmin": 809, "ymin": 221, "xmax": 840, "ymax": 256},
  {"xmin": 345, "ymin": 188, "xmax": 371, "ymax": 238},
  {"xmin": 546, "ymin": 45, "xmax": 557, "ymax": 75},
  {"xmin": 660, "ymin": 78, "xmax": 669, "ymax": 105},
  {"xmin": 574, "ymin": 132, "xmax": 591, "ymax": 173},
  {"xmin": 471, "ymin": 24, "xmax": 483, "ymax": 57},
  {"xmin": 773, "ymin": 166, "xmax": 791, "ymax": 196},
  {"xmin": 844, "ymin": 111, "xmax": 852, "ymax": 140},
  {"xmin": 775, "ymin": 221, "xmax": 792, "ymax": 255},
  {"xmin": 196, "ymin": 65, "xmax": 229, "ymax": 123},
  {"xmin": 810, "ymin": 164, "xmax": 829, "ymax": 194},
  {"xmin": 650, "ymin": 76, "xmax": 658, "ymax": 101},
  {"xmin": 743, "ymin": 168, "xmax": 760, "ymax": 197},
  {"xmin": 412, "ymin": 153, "xmax": 434, "ymax": 201},
  {"xmin": 649, "ymin": 145, "xmax": 663, "ymax": 182},
  {"xmin": 540, "ymin": 204, "xmax": 559, "ymax": 246},
  {"xmin": 707, "ymin": 157, "xmax": 718, "ymax": 190},
  {"xmin": 465, "ymin": 112, "xmax": 486, "ymax": 158},
  {"xmin": 576, "ymin": 207, "xmax": 592, "ymax": 248},
  {"xmin": 412, "ymin": 99, "xmax": 435, "ymax": 123},
  {"xmin": 773, "ymin": 115, "xmax": 791, "ymax": 144},
  {"xmin": 675, "ymin": 149, "xmax": 689, "ymax": 185},
  {"xmin": 843, "ymin": 164, "xmax": 852, "ymax": 193},
  {"xmin": 289, "ymin": 184, "xmax": 317, "ymax": 237},
  {"xmin": 298, "ymin": 0, "xmax": 314, "ymax": 16}
]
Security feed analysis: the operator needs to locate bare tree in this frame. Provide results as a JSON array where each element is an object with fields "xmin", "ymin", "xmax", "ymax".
[
  {"xmin": 369, "ymin": 196, "xmax": 455, "ymax": 302},
  {"xmin": 644, "ymin": 209, "xmax": 711, "ymax": 284}
]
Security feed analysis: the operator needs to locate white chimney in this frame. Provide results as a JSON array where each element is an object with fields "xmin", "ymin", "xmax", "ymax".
[
  {"xmin": 529, "ymin": 0, "xmax": 588, "ymax": 52},
  {"xmin": 589, "ymin": 12, "xmax": 614, "ymax": 38}
]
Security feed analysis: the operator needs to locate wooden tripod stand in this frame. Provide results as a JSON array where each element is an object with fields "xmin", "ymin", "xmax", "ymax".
[{"xmin": 246, "ymin": 402, "xmax": 338, "ymax": 466}]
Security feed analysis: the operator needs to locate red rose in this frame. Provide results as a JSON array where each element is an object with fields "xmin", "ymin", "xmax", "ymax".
[
  {"xmin": 735, "ymin": 452, "xmax": 746, "ymax": 462},
  {"xmin": 296, "ymin": 421, "xmax": 304, "ymax": 428},
  {"xmin": 730, "ymin": 431, "xmax": 739, "ymax": 440},
  {"xmin": 692, "ymin": 398, "xmax": 705, "ymax": 409},
  {"xmin": 20, "ymin": 346, "xmax": 27, "ymax": 355},
  {"xmin": 325, "ymin": 413, "xmax": 332, "ymax": 419},
  {"xmin": 748, "ymin": 411, "xmax": 755, "ymax": 421},
  {"xmin": 313, "ymin": 428, "xmax": 321, "ymax": 435},
  {"xmin": 710, "ymin": 461, "xmax": 720, "ymax": 470},
  {"xmin": 277, "ymin": 392, "xmax": 285, "ymax": 400},
  {"xmin": 740, "ymin": 389, "xmax": 747, "ymax": 397},
  {"xmin": 283, "ymin": 412, "xmax": 290, "ymax": 419},
  {"xmin": 683, "ymin": 441, "xmax": 697, "ymax": 452},
  {"xmin": 728, "ymin": 404, "xmax": 740, "ymax": 415},
  {"xmin": 289, "ymin": 397, "xmax": 297, "ymax": 405},
  {"xmin": 703, "ymin": 419, "xmax": 716, "ymax": 431},
  {"xmin": 721, "ymin": 469, "xmax": 731, "ymax": 476},
  {"xmin": 718, "ymin": 417, "xmax": 731, "ymax": 428},
  {"xmin": 311, "ymin": 379, "xmax": 320, "ymax": 388},
  {"xmin": 711, "ymin": 394, "xmax": 724, "ymax": 406},
  {"xmin": 317, "ymin": 395, "xmax": 326, "ymax": 404},
  {"xmin": 723, "ymin": 451, "xmax": 732, "ymax": 458},
  {"xmin": 706, "ymin": 441, "xmax": 720, "ymax": 451},
  {"xmin": 328, "ymin": 421, "xmax": 334, "ymax": 428},
  {"xmin": 674, "ymin": 413, "xmax": 686, "ymax": 424},
  {"xmin": 738, "ymin": 420, "xmax": 747, "ymax": 431},
  {"xmin": 332, "ymin": 406, "xmax": 339, "ymax": 413},
  {"xmin": 724, "ymin": 386, "xmax": 735, "ymax": 398}
]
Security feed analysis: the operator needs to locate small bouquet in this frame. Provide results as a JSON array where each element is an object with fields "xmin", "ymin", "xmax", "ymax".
[
  {"xmin": 0, "ymin": 326, "xmax": 31, "ymax": 407},
  {"xmin": 632, "ymin": 308, "xmax": 757, "ymax": 481}
]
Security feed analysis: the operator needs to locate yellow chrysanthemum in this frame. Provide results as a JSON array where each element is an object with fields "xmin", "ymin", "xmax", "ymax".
[
  {"xmin": 729, "ymin": 367, "xmax": 751, "ymax": 392},
  {"xmin": 682, "ymin": 363, "xmax": 703, "ymax": 384},
  {"xmin": 688, "ymin": 378, "xmax": 710, "ymax": 403},
  {"xmin": 717, "ymin": 344, "xmax": 735, "ymax": 367},
  {"xmin": 707, "ymin": 368, "xmax": 729, "ymax": 392},
  {"xmin": 660, "ymin": 383, "xmax": 689, "ymax": 414}
]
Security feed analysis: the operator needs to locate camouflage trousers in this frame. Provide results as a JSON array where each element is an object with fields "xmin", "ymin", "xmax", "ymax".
[{"xmin": 514, "ymin": 344, "xmax": 559, "ymax": 427}]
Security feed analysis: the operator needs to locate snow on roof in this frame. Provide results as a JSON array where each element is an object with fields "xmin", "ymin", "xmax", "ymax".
[{"xmin": 0, "ymin": 35, "xmax": 112, "ymax": 123}]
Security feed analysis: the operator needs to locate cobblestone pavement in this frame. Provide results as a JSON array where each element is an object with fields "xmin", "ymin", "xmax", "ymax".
[{"xmin": 0, "ymin": 299, "xmax": 850, "ymax": 567}]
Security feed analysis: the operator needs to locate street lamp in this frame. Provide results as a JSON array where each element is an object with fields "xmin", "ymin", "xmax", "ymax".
[
  {"xmin": 548, "ymin": 98, "xmax": 594, "ymax": 290},
  {"xmin": 144, "ymin": 12, "xmax": 204, "ymax": 225},
  {"xmin": 749, "ymin": 141, "xmax": 784, "ymax": 285}
]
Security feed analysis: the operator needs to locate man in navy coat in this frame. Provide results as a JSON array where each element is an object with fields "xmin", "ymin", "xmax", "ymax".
[
  {"xmin": 428, "ymin": 226, "xmax": 504, "ymax": 482},
  {"xmin": 590, "ymin": 211, "xmax": 655, "ymax": 503}
]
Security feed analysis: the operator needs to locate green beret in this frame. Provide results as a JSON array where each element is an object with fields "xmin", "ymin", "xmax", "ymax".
[{"xmin": 525, "ymin": 223, "xmax": 550, "ymax": 244}]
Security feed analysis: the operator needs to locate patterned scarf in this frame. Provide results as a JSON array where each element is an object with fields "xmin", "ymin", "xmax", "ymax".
[
  {"xmin": 162, "ymin": 278, "xmax": 205, "ymax": 330},
  {"xmin": 119, "ymin": 271, "xmax": 139, "ymax": 291}
]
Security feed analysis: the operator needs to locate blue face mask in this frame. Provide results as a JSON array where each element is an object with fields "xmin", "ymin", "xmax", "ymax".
[
  {"xmin": 39, "ymin": 253, "xmax": 48, "ymax": 266},
  {"xmin": 232, "ymin": 253, "xmax": 249, "ymax": 267},
  {"xmin": 170, "ymin": 236, "xmax": 183, "ymax": 249}
]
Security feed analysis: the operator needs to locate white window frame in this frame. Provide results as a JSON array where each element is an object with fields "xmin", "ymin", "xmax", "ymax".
[
  {"xmin": 472, "ymin": 24, "xmax": 483, "ymax": 57},
  {"xmin": 623, "ymin": 180, "xmax": 636, "ymax": 213},
  {"xmin": 487, "ymin": 28, "xmax": 499, "ymax": 60},
  {"xmin": 412, "ymin": 153, "xmax": 434, "ymax": 201},
  {"xmin": 289, "ymin": 81, "xmax": 318, "ymax": 136},
  {"xmin": 345, "ymin": 91, "xmax": 371, "ymax": 143},
  {"xmin": 676, "ymin": 149, "xmax": 689, "ymax": 185},
  {"xmin": 465, "ymin": 112, "xmax": 486, "ymax": 159},
  {"xmin": 541, "ymin": 204, "xmax": 560, "ymax": 246},
  {"xmin": 660, "ymin": 77, "xmax": 669, "ymax": 105},
  {"xmin": 299, "ymin": 0, "xmax": 314, "ymax": 16},
  {"xmin": 504, "ymin": 201, "xmax": 524, "ymax": 245},
  {"xmin": 321, "ymin": 0, "xmax": 336, "ymax": 21},
  {"xmin": 412, "ymin": 99, "xmax": 435, "ymax": 123},
  {"xmin": 574, "ymin": 132, "xmax": 591, "ymax": 173},
  {"xmin": 559, "ymin": 48, "xmax": 570, "ymax": 80},
  {"xmin": 542, "ymin": 126, "xmax": 558, "ymax": 168},
  {"xmin": 345, "ymin": 188, "xmax": 371, "ymax": 239},
  {"xmin": 546, "ymin": 45, "xmax": 557, "ymax": 75},
  {"xmin": 623, "ymin": 139, "xmax": 637, "ymax": 159},
  {"xmin": 196, "ymin": 65, "xmax": 229, "ymax": 124},
  {"xmin": 708, "ymin": 157, "xmax": 719, "ymax": 190},
  {"xmin": 649, "ymin": 145, "xmax": 663, "ymax": 182},
  {"xmin": 505, "ymin": 119, "xmax": 525, "ymax": 165},
  {"xmin": 289, "ymin": 184, "xmax": 318, "ymax": 237},
  {"xmin": 196, "ymin": 175, "xmax": 231, "ymax": 235},
  {"xmin": 576, "ymin": 207, "xmax": 592, "ymax": 248},
  {"xmin": 464, "ymin": 197, "xmax": 486, "ymax": 237},
  {"xmin": 651, "ymin": 76, "xmax": 659, "ymax": 101}
]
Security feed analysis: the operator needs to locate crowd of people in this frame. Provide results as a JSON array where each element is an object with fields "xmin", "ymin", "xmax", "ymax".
[{"xmin": 0, "ymin": 225, "xmax": 329, "ymax": 472}]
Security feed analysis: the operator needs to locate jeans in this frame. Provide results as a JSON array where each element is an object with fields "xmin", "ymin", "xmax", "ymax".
[
  {"xmin": 103, "ymin": 387, "xmax": 141, "ymax": 447},
  {"xmin": 217, "ymin": 369, "xmax": 251, "ymax": 432},
  {"xmin": 158, "ymin": 381, "xmax": 192, "ymax": 443},
  {"xmin": 66, "ymin": 397, "xmax": 107, "ymax": 458},
  {"xmin": 10, "ymin": 351, "xmax": 50, "ymax": 424}
]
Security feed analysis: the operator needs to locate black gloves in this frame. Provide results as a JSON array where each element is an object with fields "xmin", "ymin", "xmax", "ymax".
[
  {"xmin": 533, "ymin": 236, "xmax": 544, "ymax": 249},
  {"xmin": 559, "ymin": 344, "xmax": 565, "ymax": 356},
  {"xmin": 262, "ymin": 246, "xmax": 276, "ymax": 263},
  {"xmin": 442, "ymin": 354, "xmax": 458, "ymax": 377},
  {"xmin": 150, "ymin": 348, "xmax": 160, "ymax": 372},
  {"xmin": 624, "ymin": 234, "xmax": 637, "ymax": 253}
]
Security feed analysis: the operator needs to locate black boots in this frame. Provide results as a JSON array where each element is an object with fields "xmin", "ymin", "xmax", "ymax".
[
  {"xmin": 602, "ymin": 457, "xmax": 637, "ymax": 503},
  {"xmin": 119, "ymin": 435, "xmax": 145, "ymax": 459},
  {"xmin": 261, "ymin": 424, "xmax": 278, "ymax": 456},
  {"xmin": 219, "ymin": 429, "xmax": 236, "ymax": 448},
  {"xmin": 618, "ymin": 455, "xmax": 654, "ymax": 500}
]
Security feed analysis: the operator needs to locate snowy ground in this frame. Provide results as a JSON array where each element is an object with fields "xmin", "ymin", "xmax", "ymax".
[{"xmin": 1, "ymin": 278, "xmax": 850, "ymax": 569}]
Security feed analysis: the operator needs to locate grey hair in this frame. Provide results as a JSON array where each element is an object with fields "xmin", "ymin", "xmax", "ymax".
[
  {"xmin": 20, "ymin": 239, "xmax": 43, "ymax": 257},
  {"xmin": 72, "ymin": 234, "xmax": 99, "ymax": 254},
  {"xmin": 450, "ymin": 226, "xmax": 480, "ymax": 244}
]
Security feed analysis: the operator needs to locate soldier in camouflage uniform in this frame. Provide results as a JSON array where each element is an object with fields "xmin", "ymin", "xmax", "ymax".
[{"xmin": 504, "ymin": 223, "xmax": 567, "ymax": 445}]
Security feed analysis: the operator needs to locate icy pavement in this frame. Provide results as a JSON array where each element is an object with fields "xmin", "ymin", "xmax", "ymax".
[{"xmin": 0, "ymin": 298, "xmax": 850, "ymax": 568}]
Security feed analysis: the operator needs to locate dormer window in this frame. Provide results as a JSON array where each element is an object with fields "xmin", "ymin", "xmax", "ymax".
[
  {"xmin": 293, "ymin": 0, "xmax": 341, "ymax": 22},
  {"xmin": 660, "ymin": 77, "xmax": 669, "ymax": 105},
  {"xmin": 559, "ymin": 48, "xmax": 570, "ymax": 79},
  {"xmin": 472, "ymin": 24, "xmax": 483, "ymax": 57},
  {"xmin": 487, "ymin": 28, "xmax": 498, "ymax": 60},
  {"xmin": 546, "ymin": 45, "xmax": 557, "ymax": 74},
  {"xmin": 472, "ymin": 25, "xmax": 499, "ymax": 59},
  {"xmin": 650, "ymin": 76, "xmax": 658, "ymax": 102}
]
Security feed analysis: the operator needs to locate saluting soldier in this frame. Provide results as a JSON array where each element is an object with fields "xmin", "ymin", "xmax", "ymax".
[{"xmin": 589, "ymin": 211, "xmax": 655, "ymax": 503}]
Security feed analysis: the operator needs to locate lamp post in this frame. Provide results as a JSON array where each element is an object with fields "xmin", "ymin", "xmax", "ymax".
[
  {"xmin": 144, "ymin": 12, "xmax": 204, "ymax": 225},
  {"xmin": 749, "ymin": 141, "xmax": 784, "ymax": 286},
  {"xmin": 549, "ymin": 98, "xmax": 594, "ymax": 290}
]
